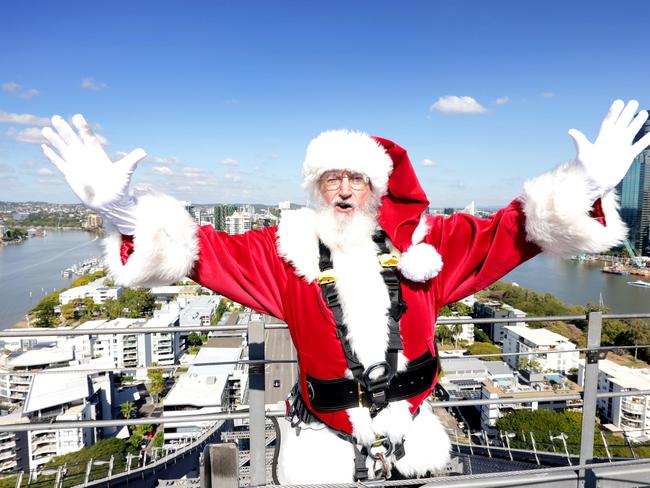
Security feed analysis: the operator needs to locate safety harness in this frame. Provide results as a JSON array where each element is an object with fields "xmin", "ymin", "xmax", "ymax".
[{"xmin": 285, "ymin": 230, "xmax": 440, "ymax": 481}]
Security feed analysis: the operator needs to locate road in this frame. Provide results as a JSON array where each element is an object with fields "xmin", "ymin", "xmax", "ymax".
[{"xmin": 264, "ymin": 320, "xmax": 297, "ymax": 405}]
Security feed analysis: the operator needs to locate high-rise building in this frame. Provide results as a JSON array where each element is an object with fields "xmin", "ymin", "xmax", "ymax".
[
  {"xmin": 616, "ymin": 116, "xmax": 650, "ymax": 255},
  {"xmin": 225, "ymin": 211, "xmax": 252, "ymax": 235},
  {"xmin": 214, "ymin": 204, "xmax": 236, "ymax": 231}
]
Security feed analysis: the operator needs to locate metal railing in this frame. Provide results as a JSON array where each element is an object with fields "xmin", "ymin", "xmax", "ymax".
[{"xmin": 1, "ymin": 311, "xmax": 650, "ymax": 487}]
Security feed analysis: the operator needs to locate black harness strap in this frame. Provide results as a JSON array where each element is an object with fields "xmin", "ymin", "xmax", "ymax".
[
  {"xmin": 318, "ymin": 240, "xmax": 366, "ymax": 380},
  {"xmin": 318, "ymin": 230, "xmax": 406, "ymax": 402}
]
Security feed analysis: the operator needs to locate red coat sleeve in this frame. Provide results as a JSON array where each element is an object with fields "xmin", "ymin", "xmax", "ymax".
[
  {"xmin": 428, "ymin": 197, "xmax": 610, "ymax": 306},
  {"xmin": 190, "ymin": 225, "xmax": 288, "ymax": 321},
  {"xmin": 428, "ymin": 200, "xmax": 541, "ymax": 306},
  {"xmin": 120, "ymin": 225, "xmax": 288, "ymax": 320}
]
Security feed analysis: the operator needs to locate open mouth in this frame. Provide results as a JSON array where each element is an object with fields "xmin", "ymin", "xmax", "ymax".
[{"xmin": 335, "ymin": 202, "xmax": 354, "ymax": 210}]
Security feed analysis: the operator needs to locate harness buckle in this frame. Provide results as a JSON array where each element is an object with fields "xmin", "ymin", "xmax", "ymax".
[{"xmin": 362, "ymin": 362, "xmax": 392, "ymax": 392}]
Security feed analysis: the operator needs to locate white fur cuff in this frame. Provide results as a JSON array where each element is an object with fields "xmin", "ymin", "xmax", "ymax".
[
  {"xmin": 521, "ymin": 162, "xmax": 627, "ymax": 257},
  {"xmin": 399, "ymin": 243, "xmax": 443, "ymax": 282},
  {"xmin": 103, "ymin": 192, "xmax": 199, "ymax": 287}
]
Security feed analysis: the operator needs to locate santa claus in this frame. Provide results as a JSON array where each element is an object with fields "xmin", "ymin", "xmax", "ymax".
[{"xmin": 41, "ymin": 100, "xmax": 648, "ymax": 483}]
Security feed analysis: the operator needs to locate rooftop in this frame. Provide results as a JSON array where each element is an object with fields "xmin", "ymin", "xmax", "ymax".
[
  {"xmin": 164, "ymin": 347, "xmax": 241, "ymax": 408},
  {"xmin": 597, "ymin": 358, "xmax": 650, "ymax": 390},
  {"xmin": 23, "ymin": 371, "xmax": 90, "ymax": 414},
  {"xmin": 504, "ymin": 325, "xmax": 574, "ymax": 346},
  {"xmin": 4, "ymin": 347, "xmax": 74, "ymax": 368}
]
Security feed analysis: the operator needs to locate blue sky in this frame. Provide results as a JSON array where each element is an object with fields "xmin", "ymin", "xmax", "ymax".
[{"xmin": 1, "ymin": 1, "xmax": 649, "ymax": 207}]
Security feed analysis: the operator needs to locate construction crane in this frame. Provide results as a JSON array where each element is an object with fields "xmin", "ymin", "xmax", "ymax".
[{"xmin": 624, "ymin": 239, "xmax": 645, "ymax": 267}]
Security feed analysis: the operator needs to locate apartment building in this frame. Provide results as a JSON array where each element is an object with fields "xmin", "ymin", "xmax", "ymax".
[
  {"xmin": 438, "ymin": 358, "xmax": 514, "ymax": 405},
  {"xmin": 22, "ymin": 371, "xmax": 100, "ymax": 471},
  {"xmin": 59, "ymin": 278, "xmax": 123, "ymax": 305},
  {"xmin": 480, "ymin": 374, "xmax": 582, "ymax": 432},
  {"xmin": 225, "ymin": 211, "xmax": 252, "ymax": 235},
  {"xmin": 163, "ymin": 346, "xmax": 244, "ymax": 449},
  {"xmin": 473, "ymin": 301, "xmax": 527, "ymax": 344},
  {"xmin": 579, "ymin": 359, "xmax": 650, "ymax": 439},
  {"xmin": 0, "ymin": 348, "xmax": 74, "ymax": 406},
  {"xmin": 502, "ymin": 325, "xmax": 579, "ymax": 373}
]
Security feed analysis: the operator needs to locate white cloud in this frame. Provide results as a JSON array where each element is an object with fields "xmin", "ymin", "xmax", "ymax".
[
  {"xmin": 6, "ymin": 127, "xmax": 46, "ymax": 144},
  {"xmin": 422, "ymin": 159, "xmax": 437, "ymax": 167},
  {"xmin": 2, "ymin": 82, "xmax": 20, "ymax": 93},
  {"xmin": 495, "ymin": 96, "xmax": 510, "ymax": 105},
  {"xmin": 181, "ymin": 167, "xmax": 204, "ymax": 178},
  {"xmin": 541, "ymin": 92, "xmax": 555, "ymax": 98},
  {"xmin": 221, "ymin": 158, "xmax": 239, "ymax": 166},
  {"xmin": 0, "ymin": 111, "xmax": 50, "ymax": 126},
  {"xmin": 177, "ymin": 185, "xmax": 192, "ymax": 191},
  {"xmin": 2, "ymin": 82, "xmax": 40, "ymax": 99},
  {"xmin": 224, "ymin": 173, "xmax": 241, "ymax": 182},
  {"xmin": 37, "ymin": 167, "xmax": 54, "ymax": 176},
  {"xmin": 81, "ymin": 77, "xmax": 109, "ymax": 91},
  {"xmin": 152, "ymin": 166, "xmax": 174, "ymax": 175},
  {"xmin": 430, "ymin": 96, "xmax": 487, "ymax": 114},
  {"xmin": 145, "ymin": 155, "xmax": 180, "ymax": 165}
]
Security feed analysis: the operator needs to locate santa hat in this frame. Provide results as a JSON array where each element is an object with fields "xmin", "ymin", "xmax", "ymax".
[{"xmin": 302, "ymin": 130, "xmax": 443, "ymax": 282}]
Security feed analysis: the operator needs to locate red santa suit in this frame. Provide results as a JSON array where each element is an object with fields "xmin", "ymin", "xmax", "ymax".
[{"xmin": 103, "ymin": 131, "xmax": 626, "ymax": 483}]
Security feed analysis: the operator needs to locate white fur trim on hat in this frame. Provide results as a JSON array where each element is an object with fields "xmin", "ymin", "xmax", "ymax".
[
  {"xmin": 398, "ymin": 215, "xmax": 443, "ymax": 282},
  {"xmin": 302, "ymin": 130, "xmax": 393, "ymax": 199},
  {"xmin": 103, "ymin": 191, "xmax": 199, "ymax": 287},
  {"xmin": 521, "ymin": 162, "xmax": 627, "ymax": 256}
]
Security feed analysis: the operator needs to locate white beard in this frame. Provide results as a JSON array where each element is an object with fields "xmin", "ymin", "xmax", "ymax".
[{"xmin": 314, "ymin": 203, "xmax": 378, "ymax": 252}]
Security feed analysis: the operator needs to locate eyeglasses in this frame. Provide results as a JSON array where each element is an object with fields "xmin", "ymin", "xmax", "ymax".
[{"xmin": 320, "ymin": 171, "xmax": 369, "ymax": 190}]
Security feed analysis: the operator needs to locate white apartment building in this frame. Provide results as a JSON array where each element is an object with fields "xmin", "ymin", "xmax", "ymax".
[
  {"xmin": 579, "ymin": 359, "xmax": 650, "ymax": 439},
  {"xmin": 225, "ymin": 211, "xmax": 252, "ymax": 235},
  {"xmin": 163, "ymin": 347, "xmax": 243, "ymax": 449},
  {"xmin": 22, "ymin": 371, "xmax": 98, "ymax": 471},
  {"xmin": 74, "ymin": 315, "xmax": 180, "ymax": 369},
  {"xmin": 143, "ymin": 314, "xmax": 180, "ymax": 366},
  {"xmin": 502, "ymin": 325, "xmax": 579, "ymax": 373},
  {"xmin": 480, "ymin": 374, "xmax": 582, "ymax": 432},
  {"xmin": 0, "ymin": 348, "xmax": 74, "ymax": 406},
  {"xmin": 0, "ymin": 412, "xmax": 28, "ymax": 473},
  {"xmin": 59, "ymin": 278, "xmax": 123, "ymax": 305},
  {"xmin": 178, "ymin": 295, "xmax": 221, "ymax": 328}
]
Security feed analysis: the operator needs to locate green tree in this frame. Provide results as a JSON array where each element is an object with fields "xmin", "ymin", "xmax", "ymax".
[
  {"xmin": 439, "ymin": 301, "xmax": 473, "ymax": 317},
  {"xmin": 474, "ymin": 327, "xmax": 491, "ymax": 343},
  {"xmin": 436, "ymin": 324, "xmax": 451, "ymax": 345},
  {"xmin": 152, "ymin": 431, "xmax": 164, "ymax": 448},
  {"xmin": 451, "ymin": 323, "xmax": 463, "ymax": 348},
  {"xmin": 120, "ymin": 401, "xmax": 136, "ymax": 419},
  {"xmin": 33, "ymin": 293, "xmax": 60, "ymax": 328},
  {"xmin": 147, "ymin": 363, "xmax": 165, "ymax": 403},
  {"xmin": 187, "ymin": 332, "xmax": 203, "ymax": 347},
  {"xmin": 212, "ymin": 298, "xmax": 230, "ymax": 324}
]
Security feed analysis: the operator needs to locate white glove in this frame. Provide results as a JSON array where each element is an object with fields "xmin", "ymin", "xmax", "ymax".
[
  {"xmin": 569, "ymin": 99, "xmax": 650, "ymax": 201},
  {"xmin": 41, "ymin": 114, "xmax": 146, "ymax": 235}
]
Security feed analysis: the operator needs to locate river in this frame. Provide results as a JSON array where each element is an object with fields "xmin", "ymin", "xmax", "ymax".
[
  {"xmin": 0, "ymin": 231, "xmax": 648, "ymax": 330},
  {"xmin": 0, "ymin": 229, "xmax": 104, "ymax": 329}
]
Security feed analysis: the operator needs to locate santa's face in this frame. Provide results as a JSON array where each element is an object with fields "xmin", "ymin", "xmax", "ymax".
[{"xmin": 319, "ymin": 170, "xmax": 372, "ymax": 215}]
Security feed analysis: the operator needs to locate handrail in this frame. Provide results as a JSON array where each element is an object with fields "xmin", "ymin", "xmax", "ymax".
[{"xmin": 2, "ymin": 311, "xmax": 650, "ymax": 485}]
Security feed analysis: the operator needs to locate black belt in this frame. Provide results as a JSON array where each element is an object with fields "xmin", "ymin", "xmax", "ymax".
[{"xmin": 305, "ymin": 349, "xmax": 438, "ymax": 413}]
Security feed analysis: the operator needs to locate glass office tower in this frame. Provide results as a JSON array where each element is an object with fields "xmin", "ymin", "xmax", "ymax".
[{"xmin": 616, "ymin": 117, "xmax": 650, "ymax": 255}]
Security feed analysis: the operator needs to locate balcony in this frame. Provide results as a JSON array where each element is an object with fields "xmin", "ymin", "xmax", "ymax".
[{"xmin": 1, "ymin": 312, "xmax": 650, "ymax": 487}]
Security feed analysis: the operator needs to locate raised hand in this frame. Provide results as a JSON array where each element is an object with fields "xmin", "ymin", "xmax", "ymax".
[
  {"xmin": 569, "ymin": 100, "xmax": 650, "ymax": 197},
  {"xmin": 41, "ymin": 114, "xmax": 146, "ymax": 234}
]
